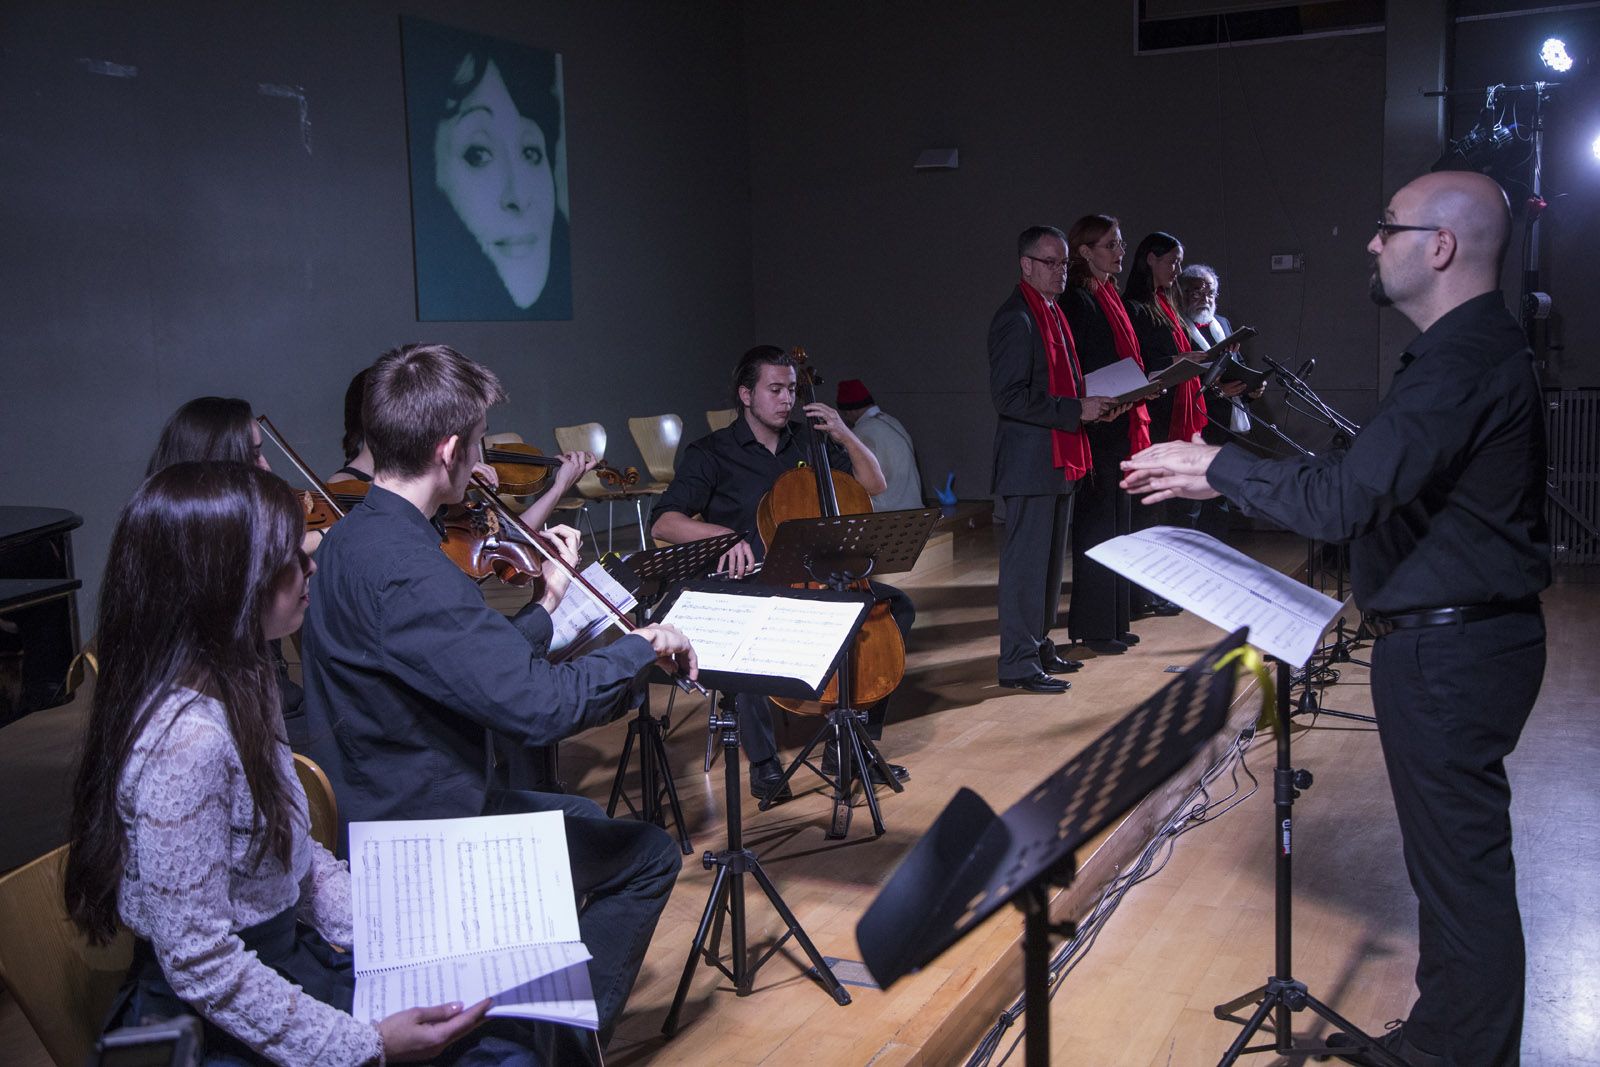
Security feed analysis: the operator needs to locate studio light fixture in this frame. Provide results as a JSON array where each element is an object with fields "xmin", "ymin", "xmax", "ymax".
[{"xmin": 1540, "ymin": 38, "xmax": 1573, "ymax": 74}]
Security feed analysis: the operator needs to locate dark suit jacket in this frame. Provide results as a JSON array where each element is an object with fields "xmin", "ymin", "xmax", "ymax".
[
  {"xmin": 989, "ymin": 285, "xmax": 1085, "ymax": 495},
  {"xmin": 1127, "ymin": 298, "xmax": 1186, "ymax": 443}
]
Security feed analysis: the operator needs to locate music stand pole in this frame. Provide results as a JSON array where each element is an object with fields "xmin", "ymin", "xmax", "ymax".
[
  {"xmin": 662, "ymin": 697, "xmax": 851, "ymax": 1036},
  {"xmin": 605, "ymin": 535, "xmax": 741, "ymax": 854},
  {"xmin": 1211, "ymin": 659, "xmax": 1405, "ymax": 1066}
]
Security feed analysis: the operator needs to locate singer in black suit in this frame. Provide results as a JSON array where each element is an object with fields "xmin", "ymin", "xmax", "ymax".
[{"xmin": 989, "ymin": 226, "xmax": 1125, "ymax": 692}]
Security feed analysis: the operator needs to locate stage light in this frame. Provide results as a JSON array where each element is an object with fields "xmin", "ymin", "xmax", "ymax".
[
  {"xmin": 1592, "ymin": 131, "xmax": 1600, "ymax": 161},
  {"xmin": 1540, "ymin": 38, "xmax": 1573, "ymax": 73}
]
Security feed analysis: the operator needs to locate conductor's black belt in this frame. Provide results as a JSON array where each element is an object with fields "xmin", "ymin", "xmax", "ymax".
[{"xmin": 1366, "ymin": 596, "xmax": 1540, "ymax": 638}]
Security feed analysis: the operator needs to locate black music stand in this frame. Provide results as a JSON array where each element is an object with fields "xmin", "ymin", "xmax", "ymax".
[
  {"xmin": 659, "ymin": 581, "xmax": 873, "ymax": 1036},
  {"xmin": 856, "ymin": 629, "xmax": 1250, "ymax": 1067},
  {"xmin": 756, "ymin": 507, "xmax": 940, "ymax": 839},
  {"xmin": 604, "ymin": 534, "xmax": 741, "ymax": 854}
]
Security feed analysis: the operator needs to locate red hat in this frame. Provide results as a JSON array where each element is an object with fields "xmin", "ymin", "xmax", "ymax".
[{"xmin": 836, "ymin": 378, "xmax": 874, "ymax": 409}]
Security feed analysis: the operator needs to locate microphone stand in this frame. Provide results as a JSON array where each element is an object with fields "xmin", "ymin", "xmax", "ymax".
[{"xmin": 1228, "ymin": 361, "xmax": 1376, "ymax": 724}]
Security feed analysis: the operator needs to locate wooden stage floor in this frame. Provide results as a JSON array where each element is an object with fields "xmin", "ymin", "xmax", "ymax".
[{"xmin": 3, "ymin": 527, "xmax": 1595, "ymax": 1066}]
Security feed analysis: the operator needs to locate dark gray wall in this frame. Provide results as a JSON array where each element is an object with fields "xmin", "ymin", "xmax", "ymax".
[
  {"xmin": 1, "ymin": 0, "xmax": 753, "ymax": 619},
  {"xmin": 743, "ymin": 3, "xmax": 1390, "ymax": 496}
]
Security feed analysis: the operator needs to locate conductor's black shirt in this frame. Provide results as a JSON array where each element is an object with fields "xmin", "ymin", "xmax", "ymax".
[
  {"xmin": 650, "ymin": 416, "xmax": 851, "ymax": 560},
  {"xmin": 1207, "ymin": 291, "xmax": 1550, "ymax": 614}
]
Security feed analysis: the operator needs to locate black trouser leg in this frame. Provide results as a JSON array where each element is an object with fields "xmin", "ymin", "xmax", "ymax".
[
  {"xmin": 1066, "ymin": 460, "xmax": 1129, "ymax": 644},
  {"xmin": 1370, "ymin": 611, "xmax": 1545, "ymax": 1067},
  {"xmin": 997, "ymin": 493, "xmax": 1074, "ymax": 681}
]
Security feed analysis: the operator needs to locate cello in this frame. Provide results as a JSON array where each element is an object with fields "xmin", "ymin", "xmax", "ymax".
[{"xmin": 755, "ymin": 349, "xmax": 905, "ymax": 716}]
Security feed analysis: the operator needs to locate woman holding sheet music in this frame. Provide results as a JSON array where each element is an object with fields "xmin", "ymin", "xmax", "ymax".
[
  {"xmin": 1061, "ymin": 214, "xmax": 1154, "ymax": 654},
  {"xmin": 62, "ymin": 462, "xmax": 500, "ymax": 1065}
]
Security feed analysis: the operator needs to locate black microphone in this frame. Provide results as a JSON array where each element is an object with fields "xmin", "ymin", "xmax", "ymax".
[{"xmin": 1297, "ymin": 358, "xmax": 1316, "ymax": 380}]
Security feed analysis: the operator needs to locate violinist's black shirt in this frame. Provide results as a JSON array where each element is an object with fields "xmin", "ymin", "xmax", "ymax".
[
  {"xmin": 650, "ymin": 415, "xmax": 851, "ymax": 560},
  {"xmin": 1207, "ymin": 291, "xmax": 1550, "ymax": 613},
  {"xmin": 300, "ymin": 485, "xmax": 655, "ymax": 848}
]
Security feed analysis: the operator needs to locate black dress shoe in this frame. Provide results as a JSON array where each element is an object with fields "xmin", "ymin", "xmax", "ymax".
[
  {"xmin": 1039, "ymin": 651, "xmax": 1084, "ymax": 674},
  {"xmin": 999, "ymin": 672, "xmax": 1071, "ymax": 693},
  {"xmin": 1326, "ymin": 1023, "xmax": 1442, "ymax": 1066},
  {"xmin": 748, "ymin": 757, "xmax": 793, "ymax": 804},
  {"xmin": 821, "ymin": 744, "xmax": 910, "ymax": 784},
  {"xmin": 1117, "ymin": 631, "xmax": 1142, "ymax": 646},
  {"xmin": 1080, "ymin": 638, "xmax": 1129, "ymax": 655},
  {"xmin": 1148, "ymin": 598, "xmax": 1183, "ymax": 617}
]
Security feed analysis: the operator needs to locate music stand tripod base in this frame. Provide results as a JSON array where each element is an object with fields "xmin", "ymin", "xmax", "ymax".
[
  {"xmin": 662, "ymin": 701, "xmax": 851, "ymax": 1037},
  {"xmin": 1210, "ymin": 659, "xmax": 1406, "ymax": 1067},
  {"xmin": 756, "ymin": 507, "xmax": 939, "ymax": 840}
]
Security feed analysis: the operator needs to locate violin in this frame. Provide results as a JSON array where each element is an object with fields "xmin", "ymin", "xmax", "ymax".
[
  {"xmin": 755, "ymin": 349, "xmax": 906, "ymax": 715},
  {"xmin": 467, "ymin": 473, "xmax": 707, "ymax": 696},
  {"xmin": 438, "ymin": 499, "xmax": 547, "ymax": 593},
  {"xmin": 481, "ymin": 440, "xmax": 643, "ymax": 497}
]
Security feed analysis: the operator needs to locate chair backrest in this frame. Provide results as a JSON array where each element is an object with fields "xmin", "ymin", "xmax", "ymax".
[
  {"xmin": 553, "ymin": 422, "xmax": 611, "ymax": 499},
  {"xmin": 706, "ymin": 408, "xmax": 737, "ymax": 433},
  {"xmin": 483, "ymin": 431, "xmax": 525, "ymax": 446},
  {"xmin": 292, "ymin": 753, "xmax": 339, "ymax": 853},
  {"xmin": 628, "ymin": 414, "xmax": 682, "ymax": 484},
  {"xmin": 0, "ymin": 846, "xmax": 134, "ymax": 1067}
]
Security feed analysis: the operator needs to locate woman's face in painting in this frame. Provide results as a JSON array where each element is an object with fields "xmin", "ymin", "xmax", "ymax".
[{"xmin": 434, "ymin": 59, "xmax": 557, "ymax": 309}]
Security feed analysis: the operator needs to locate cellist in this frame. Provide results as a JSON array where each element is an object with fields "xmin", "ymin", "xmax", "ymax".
[{"xmin": 650, "ymin": 345, "xmax": 915, "ymax": 804}]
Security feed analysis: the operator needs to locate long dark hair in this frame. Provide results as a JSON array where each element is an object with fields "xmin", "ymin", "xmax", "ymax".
[
  {"xmin": 732, "ymin": 345, "xmax": 795, "ymax": 405},
  {"xmin": 342, "ymin": 369, "xmax": 369, "ymax": 462},
  {"xmin": 146, "ymin": 397, "xmax": 258, "ymax": 476},
  {"xmin": 65, "ymin": 463, "xmax": 303, "ymax": 944},
  {"xmin": 1066, "ymin": 214, "xmax": 1120, "ymax": 289},
  {"xmin": 1122, "ymin": 231, "xmax": 1183, "ymax": 311}
]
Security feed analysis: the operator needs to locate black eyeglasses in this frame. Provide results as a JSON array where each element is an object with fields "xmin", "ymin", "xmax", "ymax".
[
  {"xmin": 1374, "ymin": 220, "xmax": 1441, "ymax": 243},
  {"xmin": 1024, "ymin": 254, "xmax": 1068, "ymax": 270}
]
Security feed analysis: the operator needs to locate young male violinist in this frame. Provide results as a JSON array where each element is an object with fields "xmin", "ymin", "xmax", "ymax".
[
  {"xmin": 650, "ymin": 345, "xmax": 915, "ymax": 803},
  {"xmin": 301, "ymin": 343, "xmax": 695, "ymax": 1055}
]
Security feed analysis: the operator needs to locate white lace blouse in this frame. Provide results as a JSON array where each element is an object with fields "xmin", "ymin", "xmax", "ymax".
[{"xmin": 116, "ymin": 689, "xmax": 382, "ymax": 1066}]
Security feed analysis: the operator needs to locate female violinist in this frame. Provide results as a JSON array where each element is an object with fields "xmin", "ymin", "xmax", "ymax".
[
  {"xmin": 649, "ymin": 346, "xmax": 915, "ymax": 804},
  {"xmin": 65, "ymin": 461, "xmax": 493, "ymax": 1065}
]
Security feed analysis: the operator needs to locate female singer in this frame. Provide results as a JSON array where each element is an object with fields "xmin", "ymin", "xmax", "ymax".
[
  {"xmin": 1061, "ymin": 214, "xmax": 1151, "ymax": 654},
  {"xmin": 1122, "ymin": 232, "xmax": 1207, "ymax": 450},
  {"xmin": 63, "ymin": 462, "xmax": 493, "ymax": 1064},
  {"xmin": 1121, "ymin": 233, "xmax": 1204, "ymax": 617}
]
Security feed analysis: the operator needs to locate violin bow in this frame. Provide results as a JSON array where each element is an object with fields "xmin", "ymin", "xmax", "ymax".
[
  {"xmin": 256, "ymin": 415, "xmax": 345, "ymax": 519},
  {"xmin": 469, "ymin": 474, "xmax": 707, "ymax": 696}
]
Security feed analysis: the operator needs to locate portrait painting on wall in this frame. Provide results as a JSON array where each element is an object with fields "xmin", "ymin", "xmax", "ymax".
[{"xmin": 401, "ymin": 17, "xmax": 572, "ymax": 321}]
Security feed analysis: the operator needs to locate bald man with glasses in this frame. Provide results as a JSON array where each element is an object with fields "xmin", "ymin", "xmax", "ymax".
[{"xmin": 1122, "ymin": 172, "xmax": 1550, "ymax": 1067}]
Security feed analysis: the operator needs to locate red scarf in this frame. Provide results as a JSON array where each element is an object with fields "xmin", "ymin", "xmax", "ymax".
[
  {"xmin": 1017, "ymin": 283, "xmax": 1092, "ymax": 481},
  {"xmin": 1089, "ymin": 279, "xmax": 1152, "ymax": 454},
  {"xmin": 1156, "ymin": 290, "xmax": 1207, "ymax": 442}
]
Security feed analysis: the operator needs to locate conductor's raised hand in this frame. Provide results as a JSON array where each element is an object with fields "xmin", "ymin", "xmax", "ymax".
[
  {"xmin": 635, "ymin": 622, "xmax": 699, "ymax": 681},
  {"xmin": 378, "ymin": 998, "xmax": 493, "ymax": 1062},
  {"xmin": 1119, "ymin": 434, "xmax": 1223, "ymax": 503},
  {"xmin": 717, "ymin": 538, "xmax": 757, "ymax": 579}
]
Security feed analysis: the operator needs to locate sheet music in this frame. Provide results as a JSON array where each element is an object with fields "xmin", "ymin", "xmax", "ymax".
[
  {"xmin": 1082, "ymin": 357, "xmax": 1151, "ymax": 398},
  {"xmin": 351, "ymin": 945, "xmax": 593, "ymax": 1024},
  {"xmin": 662, "ymin": 590, "xmax": 863, "ymax": 691},
  {"xmin": 1086, "ymin": 526, "xmax": 1341, "ymax": 666},
  {"xmin": 547, "ymin": 561, "xmax": 635, "ymax": 657},
  {"xmin": 348, "ymin": 811, "xmax": 595, "ymax": 1027}
]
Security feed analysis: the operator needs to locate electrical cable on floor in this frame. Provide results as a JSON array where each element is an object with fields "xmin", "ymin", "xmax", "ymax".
[{"xmin": 964, "ymin": 725, "xmax": 1263, "ymax": 1067}]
